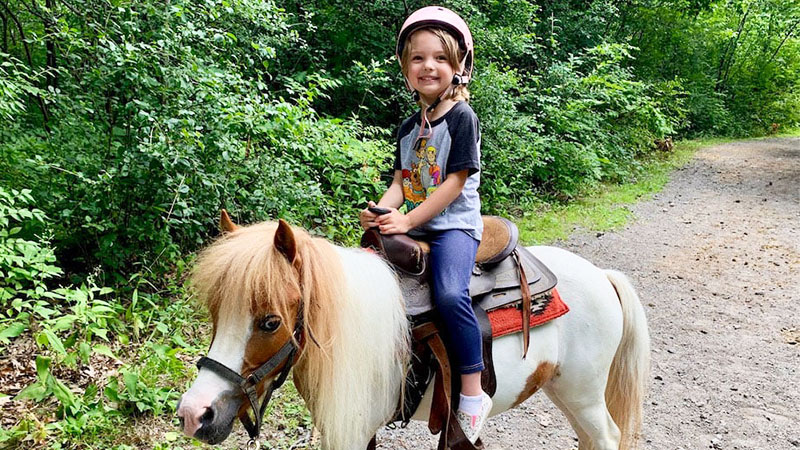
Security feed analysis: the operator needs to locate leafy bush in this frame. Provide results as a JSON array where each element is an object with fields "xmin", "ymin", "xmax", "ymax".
[
  {"xmin": 0, "ymin": 188, "xmax": 61, "ymax": 330},
  {"xmin": 0, "ymin": 0, "xmax": 396, "ymax": 283},
  {"xmin": 0, "ymin": 54, "xmax": 44, "ymax": 121},
  {"xmin": 0, "ymin": 186, "xmax": 199, "ymax": 448},
  {"xmin": 475, "ymin": 44, "xmax": 684, "ymax": 205}
]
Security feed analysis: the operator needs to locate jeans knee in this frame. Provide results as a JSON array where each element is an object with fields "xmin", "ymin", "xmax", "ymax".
[{"xmin": 435, "ymin": 289, "xmax": 467, "ymax": 312}]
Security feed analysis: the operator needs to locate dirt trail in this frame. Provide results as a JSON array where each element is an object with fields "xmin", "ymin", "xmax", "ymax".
[{"xmin": 377, "ymin": 137, "xmax": 800, "ymax": 449}]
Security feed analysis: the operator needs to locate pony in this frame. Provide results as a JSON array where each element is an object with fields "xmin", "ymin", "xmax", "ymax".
[{"xmin": 177, "ymin": 215, "xmax": 650, "ymax": 450}]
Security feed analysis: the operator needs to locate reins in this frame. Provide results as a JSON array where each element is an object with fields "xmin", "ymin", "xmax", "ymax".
[{"xmin": 196, "ymin": 307, "xmax": 305, "ymax": 450}]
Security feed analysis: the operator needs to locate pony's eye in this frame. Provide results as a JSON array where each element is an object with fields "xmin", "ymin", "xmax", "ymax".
[{"xmin": 259, "ymin": 315, "xmax": 281, "ymax": 333}]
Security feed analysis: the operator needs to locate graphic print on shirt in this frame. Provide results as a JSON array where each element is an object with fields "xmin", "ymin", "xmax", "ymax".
[{"xmin": 403, "ymin": 138, "xmax": 443, "ymax": 211}]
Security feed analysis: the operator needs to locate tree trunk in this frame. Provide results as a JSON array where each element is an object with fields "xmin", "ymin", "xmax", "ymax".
[
  {"xmin": 1, "ymin": 10, "xmax": 7, "ymax": 53},
  {"xmin": 44, "ymin": 0, "xmax": 57, "ymax": 89},
  {"xmin": 1, "ymin": 0, "xmax": 50, "ymax": 130},
  {"xmin": 715, "ymin": 7, "xmax": 749, "ymax": 92}
]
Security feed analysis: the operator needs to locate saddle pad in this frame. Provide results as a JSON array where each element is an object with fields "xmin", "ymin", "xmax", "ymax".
[{"xmin": 488, "ymin": 288, "xmax": 568, "ymax": 339}]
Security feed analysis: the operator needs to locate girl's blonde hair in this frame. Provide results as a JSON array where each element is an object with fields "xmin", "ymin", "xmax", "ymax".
[{"xmin": 400, "ymin": 27, "xmax": 470, "ymax": 104}]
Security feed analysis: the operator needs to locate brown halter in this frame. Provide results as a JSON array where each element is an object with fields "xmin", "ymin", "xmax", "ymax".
[{"xmin": 196, "ymin": 307, "xmax": 304, "ymax": 449}]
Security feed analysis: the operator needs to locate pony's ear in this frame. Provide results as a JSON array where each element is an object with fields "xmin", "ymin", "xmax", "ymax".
[
  {"xmin": 219, "ymin": 209, "xmax": 239, "ymax": 233},
  {"xmin": 274, "ymin": 219, "xmax": 297, "ymax": 264}
]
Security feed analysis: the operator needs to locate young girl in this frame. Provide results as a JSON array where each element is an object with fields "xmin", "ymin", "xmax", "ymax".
[{"xmin": 358, "ymin": 6, "xmax": 491, "ymax": 443}]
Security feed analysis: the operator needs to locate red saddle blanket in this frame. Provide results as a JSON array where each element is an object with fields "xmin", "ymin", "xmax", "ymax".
[{"xmin": 488, "ymin": 288, "xmax": 569, "ymax": 339}]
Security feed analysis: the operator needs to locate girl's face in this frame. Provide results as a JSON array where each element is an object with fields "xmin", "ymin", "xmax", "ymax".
[{"xmin": 406, "ymin": 30, "xmax": 456, "ymax": 104}]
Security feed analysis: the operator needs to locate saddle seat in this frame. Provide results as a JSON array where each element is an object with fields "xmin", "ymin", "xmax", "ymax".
[
  {"xmin": 360, "ymin": 216, "xmax": 556, "ymax": 316},
  {"xmin": 360, "ymin": 216, "xmax": 518, "ymax": 276}
]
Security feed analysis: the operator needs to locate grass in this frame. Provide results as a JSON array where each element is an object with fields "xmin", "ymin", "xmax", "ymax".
[
  {"xmin": 772, "ymin": 127, "xmax": 800, "ymax": 138},
  {"xmin": 516, "ymin": 136, "xmax": 744, "ymax": 244}
]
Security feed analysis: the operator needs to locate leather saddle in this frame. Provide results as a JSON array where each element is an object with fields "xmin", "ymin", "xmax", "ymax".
[
  {"xmin": 360, "ymin": 216, "xmax": 557, "ymax": 318},
  {"xmin": 360, "ymin": 216, "xmax": 558, "ymax": 450}
]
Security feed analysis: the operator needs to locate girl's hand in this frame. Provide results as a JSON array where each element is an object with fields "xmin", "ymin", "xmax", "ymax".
[
  {"xmin": 359, "ymin": 201, "xmax": 380, "ymax": 230},
  {"xmin": 375, "ymin": 208, "xmax": 413, "ymax": 235}
]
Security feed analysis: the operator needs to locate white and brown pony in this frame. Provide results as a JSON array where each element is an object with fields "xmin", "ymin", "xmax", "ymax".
[{"xmin": 177, "ymin": 216, "xmax": 650, "ymax": 450}]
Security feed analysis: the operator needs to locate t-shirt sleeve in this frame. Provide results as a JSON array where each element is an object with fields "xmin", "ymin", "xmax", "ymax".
[
  {"xmin": 446, "ymin": 106, "xmax": 481, "ymax": 176},
  {"xmin": 393, "ymin": 136, "xmax": 402, "ymax": 171}
]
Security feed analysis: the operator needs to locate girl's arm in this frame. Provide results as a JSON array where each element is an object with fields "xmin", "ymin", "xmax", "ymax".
[
  {"xmin": 376, "ymin": 169, "xmax": 469, "ymax": 235},
  {"xmin": 377, "ymin": 170, "xmax": 405, "ymax": 209},
  {"xmin": 360, "ymin": 170, "xmax": 404, "ymax": 230}
]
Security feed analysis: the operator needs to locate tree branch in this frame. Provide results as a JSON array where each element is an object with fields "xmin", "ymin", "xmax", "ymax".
[
  {"xmin": 0, "ymin": 0, "xmax": 51, "ymax": 130},
  {"xmin": 1, "ymin": 0, "xmax": 33, "ymax": 66},
  {"xmin": 766, "ymin": 19, "xmax": 799, "ymax": 65},
  {"xmin": 716, "ymin": 7, "xmax": 749, "ymax": 91}
]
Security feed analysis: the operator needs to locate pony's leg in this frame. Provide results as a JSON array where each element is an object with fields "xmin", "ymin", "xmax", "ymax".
[
  {"xmin": 546, "ymin": 378, "xmax": 620, "ymax": 450},
  {"xmin": 557, "ymin": 397, "xmax": 619, "ymax": 449},
  {"xmin": 543, "ymin": 386, "xmax": 591, "ymax": 448},
  {"xmin": 570, "ymin": 402, "xmax": 619, "ymax": 450}
]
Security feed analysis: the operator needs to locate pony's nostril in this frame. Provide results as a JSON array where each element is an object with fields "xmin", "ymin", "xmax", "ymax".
[{"xmin": 200, "ymin": 406, "xmax": 215, "ymax": 425}]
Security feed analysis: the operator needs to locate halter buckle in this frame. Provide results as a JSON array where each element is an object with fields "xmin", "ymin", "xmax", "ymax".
[{"xmin": 245, "ymin": 373, "xmax": 259, "ymax": 388}]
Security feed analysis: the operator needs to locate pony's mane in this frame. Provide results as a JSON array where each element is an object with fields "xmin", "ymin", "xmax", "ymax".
[
  {"xmin": 190, "ymin": 221, "xmax": 409, "ymax": 448},
  {"xmin": 190, "ymin": 221, "xmax": 343, "ymax": 355}
]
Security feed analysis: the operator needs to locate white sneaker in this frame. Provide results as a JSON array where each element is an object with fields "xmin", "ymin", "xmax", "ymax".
[{"xmin": 456, "ymin": 393, "xmax": 492, "ymax": 444}]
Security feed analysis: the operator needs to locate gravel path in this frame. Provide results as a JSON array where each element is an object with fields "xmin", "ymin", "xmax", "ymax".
[{"xmin": 377, "ymin": 137, "xmax": 800, "ymax": 449}]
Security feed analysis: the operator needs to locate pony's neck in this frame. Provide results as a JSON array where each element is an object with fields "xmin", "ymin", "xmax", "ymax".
[{"xmin": 294, "ymin": 245, "xmax": 409, "ymax": 450}]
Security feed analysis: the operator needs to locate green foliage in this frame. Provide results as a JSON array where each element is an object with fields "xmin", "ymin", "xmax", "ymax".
[
  {"xmin": 0, "ymin": 278, "xmax": 203, "ymax": 448},
  {"xmin": 0, "ymin": 188, "xmax": 62, "ymax": 324},
  {"xmin": 621, "ymin": 0, "xmax": 800, "ymax": 135},
  {"xmin": 0, "ymin": 185, "xmax": 201, "ymax": 448},
  {"xmin": 0, "ymin": 0, "xmax": 395, "ymax": 283},
  {"xmin": 476, "ymin": 44, "xmax": 684, "ymax": 206},
  {"xmin": 0, "ymin": 54, "xmax": 45, "ymax": 121},
  {"xmin": 518, "ymin": 137, "xmax": 712, "ymax": 244}
]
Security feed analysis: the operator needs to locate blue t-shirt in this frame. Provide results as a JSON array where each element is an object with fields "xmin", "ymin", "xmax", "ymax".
[{"xmin": 393, "ymin": 101, "xmax": 483, "ymax": 241}]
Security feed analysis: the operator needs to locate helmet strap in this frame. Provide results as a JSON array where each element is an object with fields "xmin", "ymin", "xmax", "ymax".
[{"xmin": 415, "ymin": 93, "xmax": 444, "ymax": 143}]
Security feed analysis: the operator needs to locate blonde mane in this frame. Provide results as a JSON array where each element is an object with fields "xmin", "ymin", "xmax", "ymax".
[{"xmin": 190, "ymin": 221, "xmax": 409, "ymax": 449}]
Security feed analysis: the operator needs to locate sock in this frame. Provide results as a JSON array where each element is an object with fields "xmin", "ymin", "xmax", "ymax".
[{"xmin": 458, "ymin": 393, "xmax": 484, "ymax": 416}]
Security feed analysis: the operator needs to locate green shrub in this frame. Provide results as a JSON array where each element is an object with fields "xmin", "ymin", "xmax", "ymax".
[{"xmin": 0, "ymin": 188, "xmax": 61, "ymax": 328}]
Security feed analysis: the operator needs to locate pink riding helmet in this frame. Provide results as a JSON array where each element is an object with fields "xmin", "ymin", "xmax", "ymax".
[{"xmin": 396, "ymin": 6, "xmax": 475, "ymax": 91}]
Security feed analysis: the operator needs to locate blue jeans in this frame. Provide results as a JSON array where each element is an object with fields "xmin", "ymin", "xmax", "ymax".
[{"xmin": 427, "ymin": 229, "xmax": 484, "ymax": 374}]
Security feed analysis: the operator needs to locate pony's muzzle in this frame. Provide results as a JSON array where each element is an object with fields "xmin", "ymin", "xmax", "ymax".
[
  {"xmin": 177, "ymin": 392, "xmax": 241, "ymax": 444},
  {"xmin": 176, "ymin": 395, "xmax": 209, "ymax": 438}
]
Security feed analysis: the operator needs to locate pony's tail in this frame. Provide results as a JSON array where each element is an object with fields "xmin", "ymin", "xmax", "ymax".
[{"xmin": 604, "ymin": 270, "xmax": 651, "ymax": 449}]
